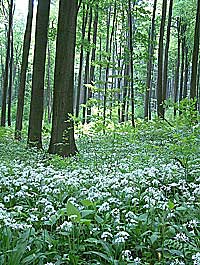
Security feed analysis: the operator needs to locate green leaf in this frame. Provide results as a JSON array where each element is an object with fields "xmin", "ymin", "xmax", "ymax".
[
  {"xmin": 150, "ymin": 232, "xmax": 159, "ymax": 244},
  {"xmin": 167, "ymin": 200, "xmax": 175, "ymax": 210},
  {"xmin": 81, "ymin": 210, "xmax": 95, "ymax": 218},
  {"xmin": 81, "ymin": 199, "xmax": 94, "ymax": 207},
  {"xmin": 66, "ymin": 201, "xmax": 81, "ymax": 222}
]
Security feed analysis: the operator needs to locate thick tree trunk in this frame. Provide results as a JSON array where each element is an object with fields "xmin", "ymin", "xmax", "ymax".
[
  {"xmin": 144, "ymin": 0, "xmax": 157, "ymax": 120},
  {"xmin": 28, "ymin": 0, "xmax": 50, "ymax": 147},
  {"xmin": 156, "ymin": 0, "xmax": 167, "ymax": 118},
  {"xmin": 49, "ymin": 0, "xmax": 78, "ymax": 157}
]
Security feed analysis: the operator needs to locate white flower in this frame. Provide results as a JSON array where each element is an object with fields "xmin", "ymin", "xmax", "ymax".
[
  {"xmin": 114, "ymin": 231, "xmax": 130, "ymax": 244},
  {"xmin": 192, "ymin": 252, "xmax": 200, "ymax": 265},
  {"xmin": 101, "ymin": 232, "xmax": 113, "ymax": 241},
  {"xmin": 98, "ymin": 202, "xmax": 110, "ymax": 212},
  {"xmin": 59, "ymin": 221, "xmax": 73, "ymax": 232},
  {"xmin": 122, "ymin": 250, "xmax": 133, "ymax": 261}
]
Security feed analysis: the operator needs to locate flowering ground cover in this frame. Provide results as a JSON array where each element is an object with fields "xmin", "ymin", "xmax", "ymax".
[{"xmin": 0, "ymin": 121, "xmax": 199, "ymax": 265}]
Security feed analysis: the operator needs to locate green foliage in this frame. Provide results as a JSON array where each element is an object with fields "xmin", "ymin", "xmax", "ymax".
[{"xmin": 0, "ymin": 119, "xmax": 199, "ymax": 264}]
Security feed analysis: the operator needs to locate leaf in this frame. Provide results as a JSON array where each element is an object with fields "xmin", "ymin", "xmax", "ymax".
[
  {"xmin": 80, "ymin": 219, "xmax": 92, "ymax": 225},
  {"xmin": 95, "ymin": 215, "xmax": 104, "ymax": 224},
  {"xmin": 150, "ymin": 232, "xmax": 159, "ymax": 244},
  {"xmin": 84, "ymin": 251, "xmax": 111, "ymax": 262},
  {"xmin": 176, "ymin": 206, "xmax": 187, "ymax": 211},
  {"xmin": 81, "ymin": 199, "xmax": 94, "ymax": 207},
  {"xmin": 81, "ymin": 210, "xmax": 95, "ymax": 218},
  {"xmin": 167, "ymin": 200, "xmax": 175, "ymax": 210},
  {"xmin": 84, "ymin": 238, "xmax": 99, "ymax": 244},
  {"xmin": 66, "ymin": 201, "xmax": 81, "ymax": 222}
]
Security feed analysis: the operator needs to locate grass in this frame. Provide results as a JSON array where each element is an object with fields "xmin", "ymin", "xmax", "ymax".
[{"xmin": 0, "ymin": 119, "xmax": 199, "ymax": 265}]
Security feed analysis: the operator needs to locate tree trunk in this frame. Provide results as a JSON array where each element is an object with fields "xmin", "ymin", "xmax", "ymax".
[
  {"xmin": 28, "ymin": 0, "xmax": 50, "ymax": 147},
  {"xmin": 103, "ymin": 2, "xmax": 116, "ymax": 132},
  {"xmin": 128, "ymin": 0, "xmax": 135, "ymax": 127},
  {"xmin": 190, "ymin": 0, "xmax": 200, "ymax": 107},
  {"xmin": 75, "ymin": 4, "xmax": 88, "ymax": 118},
  {"xmin": 87, "ymin": 6, "xmax": 98, "ymax": 121},
  {"xmin": 1, "ymin": 0, "xmax": 13, "ymax": 127},
  {"xmin": 179, "ymin": 23, "xmax": 186, "ymax": 102},
  {"xmin": 174, "ymin": 18, "xmax": 181, "ymax": 116},
  {"xmin": 7, "ymin": 29, "xmax": 13, "ymax": 126},
  {"xmin": 156, "ymin": 0, "xmax": 167, "ymax": 118},
  {"xmin": 144, "ymin": 0, "xmax": 157, "ymax": 120},
  {"xmin": 48, "ymin": 0, "xmax": 78, "ymax": 157},
  {"xmin": 15, "ymin": 0, "xmax": 34, "ymax": 139},
  {"xmin": 183, "ymin": 47, "xmax": 188, "ymax": 99},
  {"xmin": 162, "ymin": 0, "xmax": 173, "ymax": 117},
  {"xmin": 82, "ymin": 7, "xmax": 92, "ymax": 124}
]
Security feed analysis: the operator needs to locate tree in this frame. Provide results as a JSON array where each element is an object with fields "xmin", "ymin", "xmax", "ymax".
[
  {"xmin": 28, "ymin": 0, "xmax": 50, "ymax": 147},
  {"xmin": 144, "ymin": 0, "xmax": 157, "ymax": 120},
  {"xmin": 190, "ymin": 0, "xmax": 200, "ymax": 107},
  {"xmin": 15, "ymin": 0, "xmax": 34, "ymax": 140},
  {"xmin": 162, "ymin": 0, "xmax": 173, "ymax": 117},
  {"xmin": 1, "ymin": 0, "xmax": 13, "ymax": 127},
  {"xmin": 156, "ymin": 0, "xmax": 167, "ymax": 118},
  {"xmin": 48, "ymin": 0, "xmax": 78, "ymax": 157}
]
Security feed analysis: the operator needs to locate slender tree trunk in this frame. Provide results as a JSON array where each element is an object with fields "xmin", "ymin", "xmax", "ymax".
[
  {"xmin": 98, "ymin": 35, "xmax": 102, "ymax": 114},
  {"xmin": 162, "ymin": 0, "xmax": 173, "ymax": 117},
  {"xmin": 128, "ymin": 0, "xmax": 135, "ymax": 127},
  {"xmin": 103, "ymin": 2, "xmax": 116, "ymax": 132},
  {"xmin": 87, "ymin": 6, "xmax": 98, "ymax": 121},
  {"xmin": 174, "ymin": 18, "xmax": 181, "ymax": 116},
  {"xmin": 144, "ymin": 0, "xmax": 157, "ymax": 120},
  {"xmin": 179, "ymin": 23, "xmax": 186, "ymax": 102},
  {"xmin": 156, "ymin": 0, "xmax": 167, "ymax": 118},
  {"xmin": 190, "ymin": 0, "xmax": 200, "ymax": 107},
  {"xmin": 121, "ymin": 64, "xmax": 129, "ymax": 122},
  {"xmin": 75, "ymin": 4, "xmax": 88, "ymax": 118},
  {"xmin": 47, "ymin": 39, "xmax": 52, "ymax": 123},
  {"xmin": 82, "ymin": 7, "xmax": 92, "ymax": 124},
  {"xmin": 1, "ymin": 0, "xmax": 13, "ymax": 127},
  {"xmin": 15, "ymin": 0, "xmax": 34, "ymax": 139},
  {"xmin": 49, "ymin": 0, "xmax": 78, "ymax": 157},
  {"xmin": 7, "ymin": 29, "xmax": 13, "ymax": 126},
  {"xmin": 183, "ymin": 47, "xmax": 188, "ymax": 99},
  {"xmin": 28, "ymin": 0, "xmax": 50, "ymax": 147}
]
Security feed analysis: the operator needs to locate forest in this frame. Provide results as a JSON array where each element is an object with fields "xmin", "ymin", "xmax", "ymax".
[{"xmin": 0, "ymin": 0, "xmax": 200, "ymax": 264}]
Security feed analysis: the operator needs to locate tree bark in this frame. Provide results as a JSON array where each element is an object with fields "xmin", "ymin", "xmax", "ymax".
[
  {"xmin": 156, "ymin": 0, "xmax": 167, "ymax": 118},
  {"xmin": 144, "ymin": 0, "xmax": 157, "ymax": 120},
  {"xmin": 174, "ymin": 18, "xmax": 181, "ymax": 116},
  {"xmin": 49, "ymin": 0, "xmax": 78, "ymax": 157},
  {"xmin": 162, "ymin": 0, "xmax": 173, "ymax": 117},
  {"xmin": 87, "ymin": 6, "xmax": 98, "ymax": 121},
  {"xmin": 190, "ymin": 0, "xmax": 200, "ymax": 107},
  {"xmin": 1, "ymin": 0, "xmax": 13, "ymax": 127},
  {"xmin": 15, "ymin": 0, "xmax": 34, "ymax": 139},
  {"xmin": 28, "ymin": 0, "xmax": 50, "ymax": 147},
  {"xmin": 75, "ymin": 4, "xmax": 88, "ymax": 118}
]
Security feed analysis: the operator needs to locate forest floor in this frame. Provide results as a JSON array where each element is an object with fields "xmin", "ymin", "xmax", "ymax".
[{"xmin": 0, "ymin": 120, "xmax": 200, "ymax": 265}]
